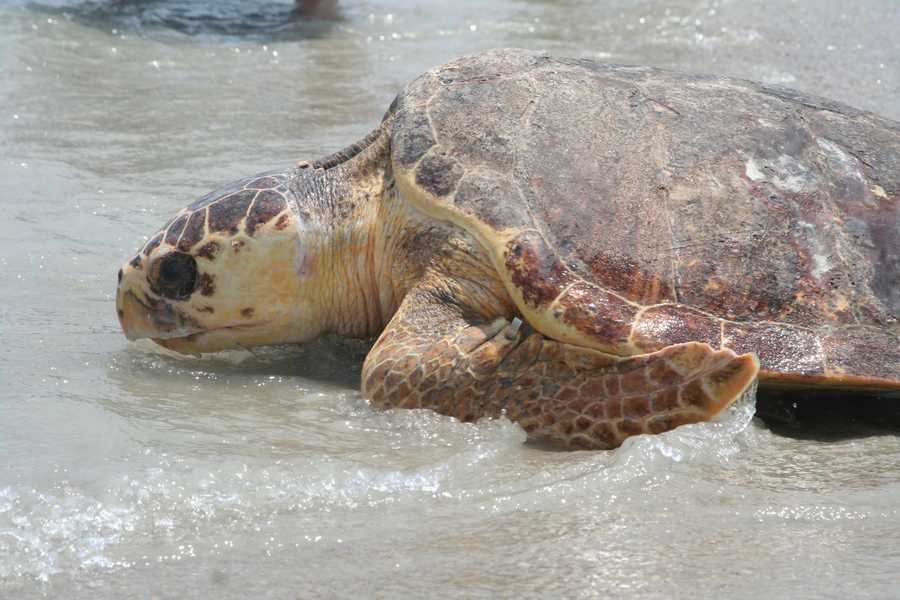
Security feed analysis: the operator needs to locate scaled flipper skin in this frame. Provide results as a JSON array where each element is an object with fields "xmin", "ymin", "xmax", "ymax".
[{"xmin": 363, "ymin": 279, "xmax": 759, "ymax": 449}]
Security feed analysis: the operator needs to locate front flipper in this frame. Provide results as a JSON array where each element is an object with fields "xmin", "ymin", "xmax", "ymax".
[{"xmin": 362, "ymin": 286, "xmax": 759, "ymax": 449}]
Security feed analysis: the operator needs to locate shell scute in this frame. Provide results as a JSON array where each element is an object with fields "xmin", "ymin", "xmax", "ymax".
[
  {"xmin": 504, "ymin": 231, "xmax": 571, "ymax": 308},
  {"xmin": 392, "ymin": 107, "xmax": 435, "ymax": 169},
  {"xmin": 722, "ymin": 322, "xmax": 824, "ymax": 376},
  {"xmin": 555, "ymin": 281, "xmax": 637, "ymax": 347},
  {"xmin": 451, "ymin": 171, "xmax": 530, "ymax": 231},
  {"xmin": 414, "ymin": 151, "xmax": 463, "ymax": 199},
  {"xmin": 632, "ymin": 305, "xmax": 721, "ymax": 351}
]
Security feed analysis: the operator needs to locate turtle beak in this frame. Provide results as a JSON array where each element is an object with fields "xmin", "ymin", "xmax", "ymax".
[
  {"xmin": 116, "ymin": 265, "xmax": 199, "ymax": 341},
  {"xmin": 117, "ymin": 287, "xmax": 158, "ymax": 341}
]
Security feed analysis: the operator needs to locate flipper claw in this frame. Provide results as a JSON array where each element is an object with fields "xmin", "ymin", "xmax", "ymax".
[{"xmin": 505, "ymin": 317, "xmax": 523, "ymax": 340}]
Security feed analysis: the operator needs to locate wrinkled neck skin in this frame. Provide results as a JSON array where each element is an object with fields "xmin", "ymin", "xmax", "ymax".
[{"xmin": 296, "ymin": 151, "xmax": 446, "ymax": 340}]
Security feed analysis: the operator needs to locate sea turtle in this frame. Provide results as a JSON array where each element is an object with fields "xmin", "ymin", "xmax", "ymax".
[{"xmin": 116, "ymin": 49, "xmax": 900, "ymax": 449}]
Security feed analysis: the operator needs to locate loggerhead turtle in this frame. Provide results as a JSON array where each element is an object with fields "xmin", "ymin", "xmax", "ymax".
[{"xmin": 116, "ymin": 49, "xmax": 900, "ymax": 449}]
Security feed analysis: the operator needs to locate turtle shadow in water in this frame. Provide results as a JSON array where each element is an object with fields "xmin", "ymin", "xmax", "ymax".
[
  {"xmin": 137, "ymin": 335, "xmax": 370, "ymax": 386},
  {"xmin": 240, "ymin": 336, "xmax": 371, "ymax": 386},
  {"xmin": 756, "ymin": 388, "xmax": 900, "ymax": 442},
  {"xmin": 100, "ymin": 337, "xmax": 370, "ymax": 451},
  {"xmin": 26, "ymin": 0, "xmax": 341, "ymax": 41}
]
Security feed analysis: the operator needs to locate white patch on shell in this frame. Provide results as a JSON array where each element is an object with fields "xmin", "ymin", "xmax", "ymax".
[
  {"xmin": 816, "ymin": 138, "xmax": 854, "ymax": 168},
  {"xmin": 744, "ymin": 154, "xmax": 813, "ymax": 193},
  {"xmin": 811, "ymin": 253, "xmax": 833, "ymax": 279},
  {"xmin": 817, "ymin": 136, "xmax": 871, "ymax": 178},
  {"xmin": 797, "ymin": 220, "xmax": 834, "ymax": 281},
  {"xmin": 755, "ymin": 118, "xmax": 779, "ymax": 129},
  {"xmin": 744, "ymin": 158, "xmax": 765, "ymax": 182},
  {"xmin": 871, "ymin": 184, "xmax": 888, "ymax": 199}
]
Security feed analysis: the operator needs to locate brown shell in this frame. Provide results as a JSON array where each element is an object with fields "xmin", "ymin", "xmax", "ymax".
[{"xmin": 391, "ymin": 49, "xmax": 900, "ymax": 389}]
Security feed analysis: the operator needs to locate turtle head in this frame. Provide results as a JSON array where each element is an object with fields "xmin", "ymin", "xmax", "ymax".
[{"xmin": 116, "ymin": 170, "xmax": 329, "ymax": 355}]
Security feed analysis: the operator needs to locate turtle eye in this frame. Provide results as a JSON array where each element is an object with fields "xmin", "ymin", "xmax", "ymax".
[{"xmin": 150, "ymin": 252, "xmax": 198, "ymax": 300}]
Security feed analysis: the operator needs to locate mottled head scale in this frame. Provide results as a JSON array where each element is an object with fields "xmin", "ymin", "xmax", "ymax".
[{"xmin": 116, "ymin": 169, "xmax": 328, "ymax": 354}]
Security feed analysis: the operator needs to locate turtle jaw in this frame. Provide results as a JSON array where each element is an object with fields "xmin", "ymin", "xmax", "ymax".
[
  {"xmin": 117, "ymin": 287, "xmax": 203, "ymax": 342},
  {"xmin": 117, "ymin": 285, "xmax": 278, "ymax": 354},
  {"xmin": 150, "ymin": 322, "xmax": 282, "ymax": 355}
]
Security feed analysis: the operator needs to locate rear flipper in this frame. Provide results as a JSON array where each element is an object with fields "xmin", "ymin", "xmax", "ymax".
[{"xmin": 362, "ymin": 286, "xmax": 760, "ymax": 449}]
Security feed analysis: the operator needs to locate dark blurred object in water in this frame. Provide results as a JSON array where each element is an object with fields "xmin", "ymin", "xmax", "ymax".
[
  {"xmin": 28, "ymin": 0, "xmax": 340, "ymax": 40},
  {"xmin": 296, "ymin": 0, "xmax": 337, "ymax": 19}
]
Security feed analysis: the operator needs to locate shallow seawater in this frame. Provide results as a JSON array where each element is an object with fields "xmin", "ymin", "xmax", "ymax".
[{"xmin": 1, "ymin": 0, "xmax": 898, "ymax": 597}]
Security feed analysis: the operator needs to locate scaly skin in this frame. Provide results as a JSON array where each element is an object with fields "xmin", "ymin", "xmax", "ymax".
[{"xmin": 362, "ymin": 264, "xmax": 759, "ymax": 450}]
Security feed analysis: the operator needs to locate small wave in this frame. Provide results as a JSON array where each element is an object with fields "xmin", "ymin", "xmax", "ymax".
[{"xmin": 26, "ymin": 0, "xmax": 340, "ymax": 41}]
